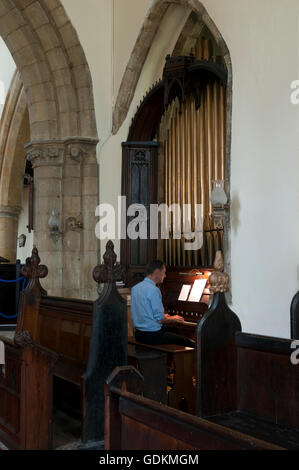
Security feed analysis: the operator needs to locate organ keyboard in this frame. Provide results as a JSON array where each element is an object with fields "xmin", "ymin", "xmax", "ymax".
[{"xmin": 161, "ymin": 266, "xmax": 214, "ymax": 339}]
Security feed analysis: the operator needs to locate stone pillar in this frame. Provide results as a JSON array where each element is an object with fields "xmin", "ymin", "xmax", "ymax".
[
  {"xmin": 63, "ymin": 138, "xmax": 99, "ymax": 300},
  {"xmin": 26, "ymin": 138, "xmax": 99, "ymax": 299},
  {"xmin": 26, "ymin": 141, "xmax": 65, "ymax": 297},
  {"xmin": 0, "ymin": 205, "xmax": 21, "ymax": 262}
]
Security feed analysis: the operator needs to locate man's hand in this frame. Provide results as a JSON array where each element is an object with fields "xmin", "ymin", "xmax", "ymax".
[
  {"xmin": 162, "ymin": 313, "xmax": 184, "ymax": 323},
  {"xmin": 171, "ymin": 314, "xmax": 184, "ymax": 322}
]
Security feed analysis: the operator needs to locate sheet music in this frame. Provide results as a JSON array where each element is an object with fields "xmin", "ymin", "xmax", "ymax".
[
  {"xmin": 188, "ymin": 279, "xmax": 207, "ymax": 302},
  {"xmin": 178, "ymin": 284, "xmax": 191, "ymax": 301}
]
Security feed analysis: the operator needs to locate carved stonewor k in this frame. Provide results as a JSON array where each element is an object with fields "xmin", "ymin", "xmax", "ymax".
[
  {"xmin": 83, "ymin": 241, "xmax": 128, "ymax": 444},
  {"xmin": 209, "ymin": 251, "xmax": 230, "ymax": 294}
]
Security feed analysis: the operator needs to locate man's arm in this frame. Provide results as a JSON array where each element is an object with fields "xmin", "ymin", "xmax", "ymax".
[
  {"xmin": 159, "ymin": 313, "xmax": 184, "ymax": 324},
  {"xmin": 150, "ymin": 288, "xmax": 184, "ymax": 324}
]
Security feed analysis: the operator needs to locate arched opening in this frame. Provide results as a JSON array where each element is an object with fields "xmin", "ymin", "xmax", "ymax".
[
  {"xmin": 119, "ymin": 2, "xmax": 232, "ymax": 286},
  {"xmin": 0, "ymin": 0, "xmax": 99, "ymax": 298}
]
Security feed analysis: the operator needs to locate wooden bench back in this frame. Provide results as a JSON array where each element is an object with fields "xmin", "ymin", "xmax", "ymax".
[
  {"xmin": 196, "ymin": 292, "xmax": 299, "ymax": 429},
  {"xmin": 104, "ymin": 366, "xmax": 282, "ymax": 450},
  {"xmin": 0, "ymin": 334, "xmax": 57, "ymax": 450},
  {"xmin": 14, "ymin": 249, "xmax": 94, "ymax": 384},
  {"xmin": 236, "ymin": 332, "xmax": 299, "ymax": 427}
]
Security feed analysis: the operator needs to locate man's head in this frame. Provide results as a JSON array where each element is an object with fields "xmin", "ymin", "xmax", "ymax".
[{"xmin": 146, "ymin": 260, "xmax": 166, "ymax": 285}]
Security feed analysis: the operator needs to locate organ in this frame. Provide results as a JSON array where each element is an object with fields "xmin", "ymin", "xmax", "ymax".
[{"xmin": 161, "ymin": 266, "xmax": 214, "ymax": 340}]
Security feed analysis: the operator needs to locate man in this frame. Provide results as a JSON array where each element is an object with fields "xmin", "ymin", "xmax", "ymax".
[{"xmin": 131, "ymin": 260, "xmax": 195, "ymax": 348}]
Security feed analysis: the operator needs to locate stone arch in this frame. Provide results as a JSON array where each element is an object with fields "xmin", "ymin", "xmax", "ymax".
[
  {"xmin": 0, "ymin": 0, "xmax": 99, "ymax": 298},
  {"xmin": 112, "ymin": 0, "xmax": 231, "ymax": 135},
  {"xmin": 0, "ymin": 0, "xmax": 97, "ymax": 141},
  {"xmin": 116, "ymin": 0, "xmax": 233, "ymax": 278},
  {"xmin": 0, "ymin": 70, "xmax": 28, "ymax": 262}
]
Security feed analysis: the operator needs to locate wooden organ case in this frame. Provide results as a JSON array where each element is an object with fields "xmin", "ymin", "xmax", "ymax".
[
  {"xmin": 162, "ymin": 266, "xmax": 213, "ymax": 340},
  {"xmin": 121, "ymin": 52, "xmax": 228, "ymax": 287}
]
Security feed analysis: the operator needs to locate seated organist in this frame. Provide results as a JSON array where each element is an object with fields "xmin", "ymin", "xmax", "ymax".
[{"xmin": 131, "ymin": 260, "xmax": 195, "ymax": 348}]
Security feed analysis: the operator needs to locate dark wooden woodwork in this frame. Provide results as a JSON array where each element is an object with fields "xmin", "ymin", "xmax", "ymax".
[
  {"xmin": 105, "ymin": 290, "xmax": 299, "ymax": 450},
  {"xmin": 128, "ymin": 56, "xmax": 227, "ymax": 142},
  {"xmin": 38, "ymin": 297, "xmax": 93, "ymax": 385},
  {"xmin": 0, "ymin": 243, "xmax": 130, "ymax": 449},
  {"xmin": 290, "ymin": 291, "xmax": 299, "ymax": 339},
  {"xmin": 83, "ymin": 241, "xmax": 128, "ymax": 443},
  {"xmin": 128, "ymin": 344, "xmax": 167, "ymax": 404},
  {"xmin": 121, "ymin": 142, "xmax": 159, "ymax": 287},
  {"xmin": 0, "ymin": 333, "xmax": 57, "ymax": 450},
  {"xmin": 16, "ymin": 247, "xmax": 48, "ymax": 338},
  {"xmin": 196, "ymin": 292, "xmax": 242, "ymax": 417},
  {"xmin": 195, "ymin": 292, "xmax": 299, "ymax": 449},
  {"xmin": 235, "ymin": 332, "xmax": 299, "ymax": 429},
  {"xmin": 128, "ymin": 337, "xmax": 195, "ymax": 414},
  {"xmin": 162, "ymin": 266, "xmax": 213, "ymax": 340},
  {"xmin": 122, "ymin": 55, "xmax": 228, "ymax": 283},
  {"xmin": 105, "ymin": 366, "xmax": 283, "ymax": 450}
]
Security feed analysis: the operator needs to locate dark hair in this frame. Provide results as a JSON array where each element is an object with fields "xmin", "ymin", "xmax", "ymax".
[{"xmin": 146, "ymin": 260, "xmax": 165, "ymax": 275}]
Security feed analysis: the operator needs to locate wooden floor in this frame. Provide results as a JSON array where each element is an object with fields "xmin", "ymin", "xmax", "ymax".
[{"xmin": 208, "ymin": 411, "xmax": 299, "ymax": 450}]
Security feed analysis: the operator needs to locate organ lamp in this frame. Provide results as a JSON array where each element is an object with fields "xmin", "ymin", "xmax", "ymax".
[{"xmin": 210, "ymin": 180, "xmax": 229, "ymax": 229}]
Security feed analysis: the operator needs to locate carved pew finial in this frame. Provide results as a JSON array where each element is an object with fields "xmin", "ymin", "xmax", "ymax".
[
  {"xmin": 93, "ymin": 240, "xmax": 125, "ymax": 284},
  {"xmin": 209, "ymin": 251, "xmax": 230, "ymax": 294},
  {"xmin": 21, "ymin": 246, "xmax": 48, "ymax": 295}
]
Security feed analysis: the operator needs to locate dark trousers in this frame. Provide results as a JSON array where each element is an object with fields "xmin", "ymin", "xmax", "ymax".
[{"xmin": 135, "ymin": 325, "xmax": 195, "ymax": 348}]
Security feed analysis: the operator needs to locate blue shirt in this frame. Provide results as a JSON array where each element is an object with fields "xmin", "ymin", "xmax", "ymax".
[{"xmin": 131, "ymin": 278, "xmax": 164, "ymax": 332}]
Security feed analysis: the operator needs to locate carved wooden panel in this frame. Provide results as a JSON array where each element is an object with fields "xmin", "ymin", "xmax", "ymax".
[{"xmin": 121, "ymin": 142, "xmax": 158, "ymax": 286}]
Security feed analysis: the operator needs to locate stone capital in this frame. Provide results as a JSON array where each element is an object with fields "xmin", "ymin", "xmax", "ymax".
[
  {"xmin": 64, "ymin": 137, "xmax": 99, "ymax": 163},
  {"xmin": 25, "ymin": 138, "xmax": 99, "ymax": 167},
  {"xmin": 25, "ymin": 140, "xmax": 65, "ymax": 168}
]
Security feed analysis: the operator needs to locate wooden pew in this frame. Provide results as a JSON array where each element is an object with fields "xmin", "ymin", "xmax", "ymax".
[
  {"xmin": 105, "ymin": 290, "xmax": 299, "ymax": 450},
  {"xmin": 0, "ymin": 332, "xmax": 57, "ymax": 450},
  {"xmin": 196, "ymin": 292, "xmax": 299, "ymax": 449},
  {"xmin": 104, "ymin": 366, "xmax": 283, "ymax": 450},
  {"xmin": 128, "ymin": 337, "xmax": 195, "ymax": 413},
  {"xmin": 0, "ymin": 242, "xmax": 128, "ymax": 449}
]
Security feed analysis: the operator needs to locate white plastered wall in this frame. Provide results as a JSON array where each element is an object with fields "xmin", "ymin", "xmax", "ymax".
[{"xmin": 61, "ymin": 0, "xmax": 299, "ymax": 338}]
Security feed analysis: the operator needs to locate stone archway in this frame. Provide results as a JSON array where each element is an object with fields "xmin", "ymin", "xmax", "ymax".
[
  {"xmin": 0, "ymin": 70, "xmax": 27, "ymax": 262},
  {"xmin": 112, "ymin": 0, "xmax": 232, "ymax": 280},
  {"xmin": 113, "ymin": 0, "xmax": 232, "ymax": 276},
  {"xmin": 0, "ymin": 0, "xmax": 99, "ymax": 298},
  {"xmin": 113, "ymin": 0, "xmax": 231, "ymax": 135},
  {"xmin": 0, "ymin": 0, "xmax": 97, "ymax": 140}
]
